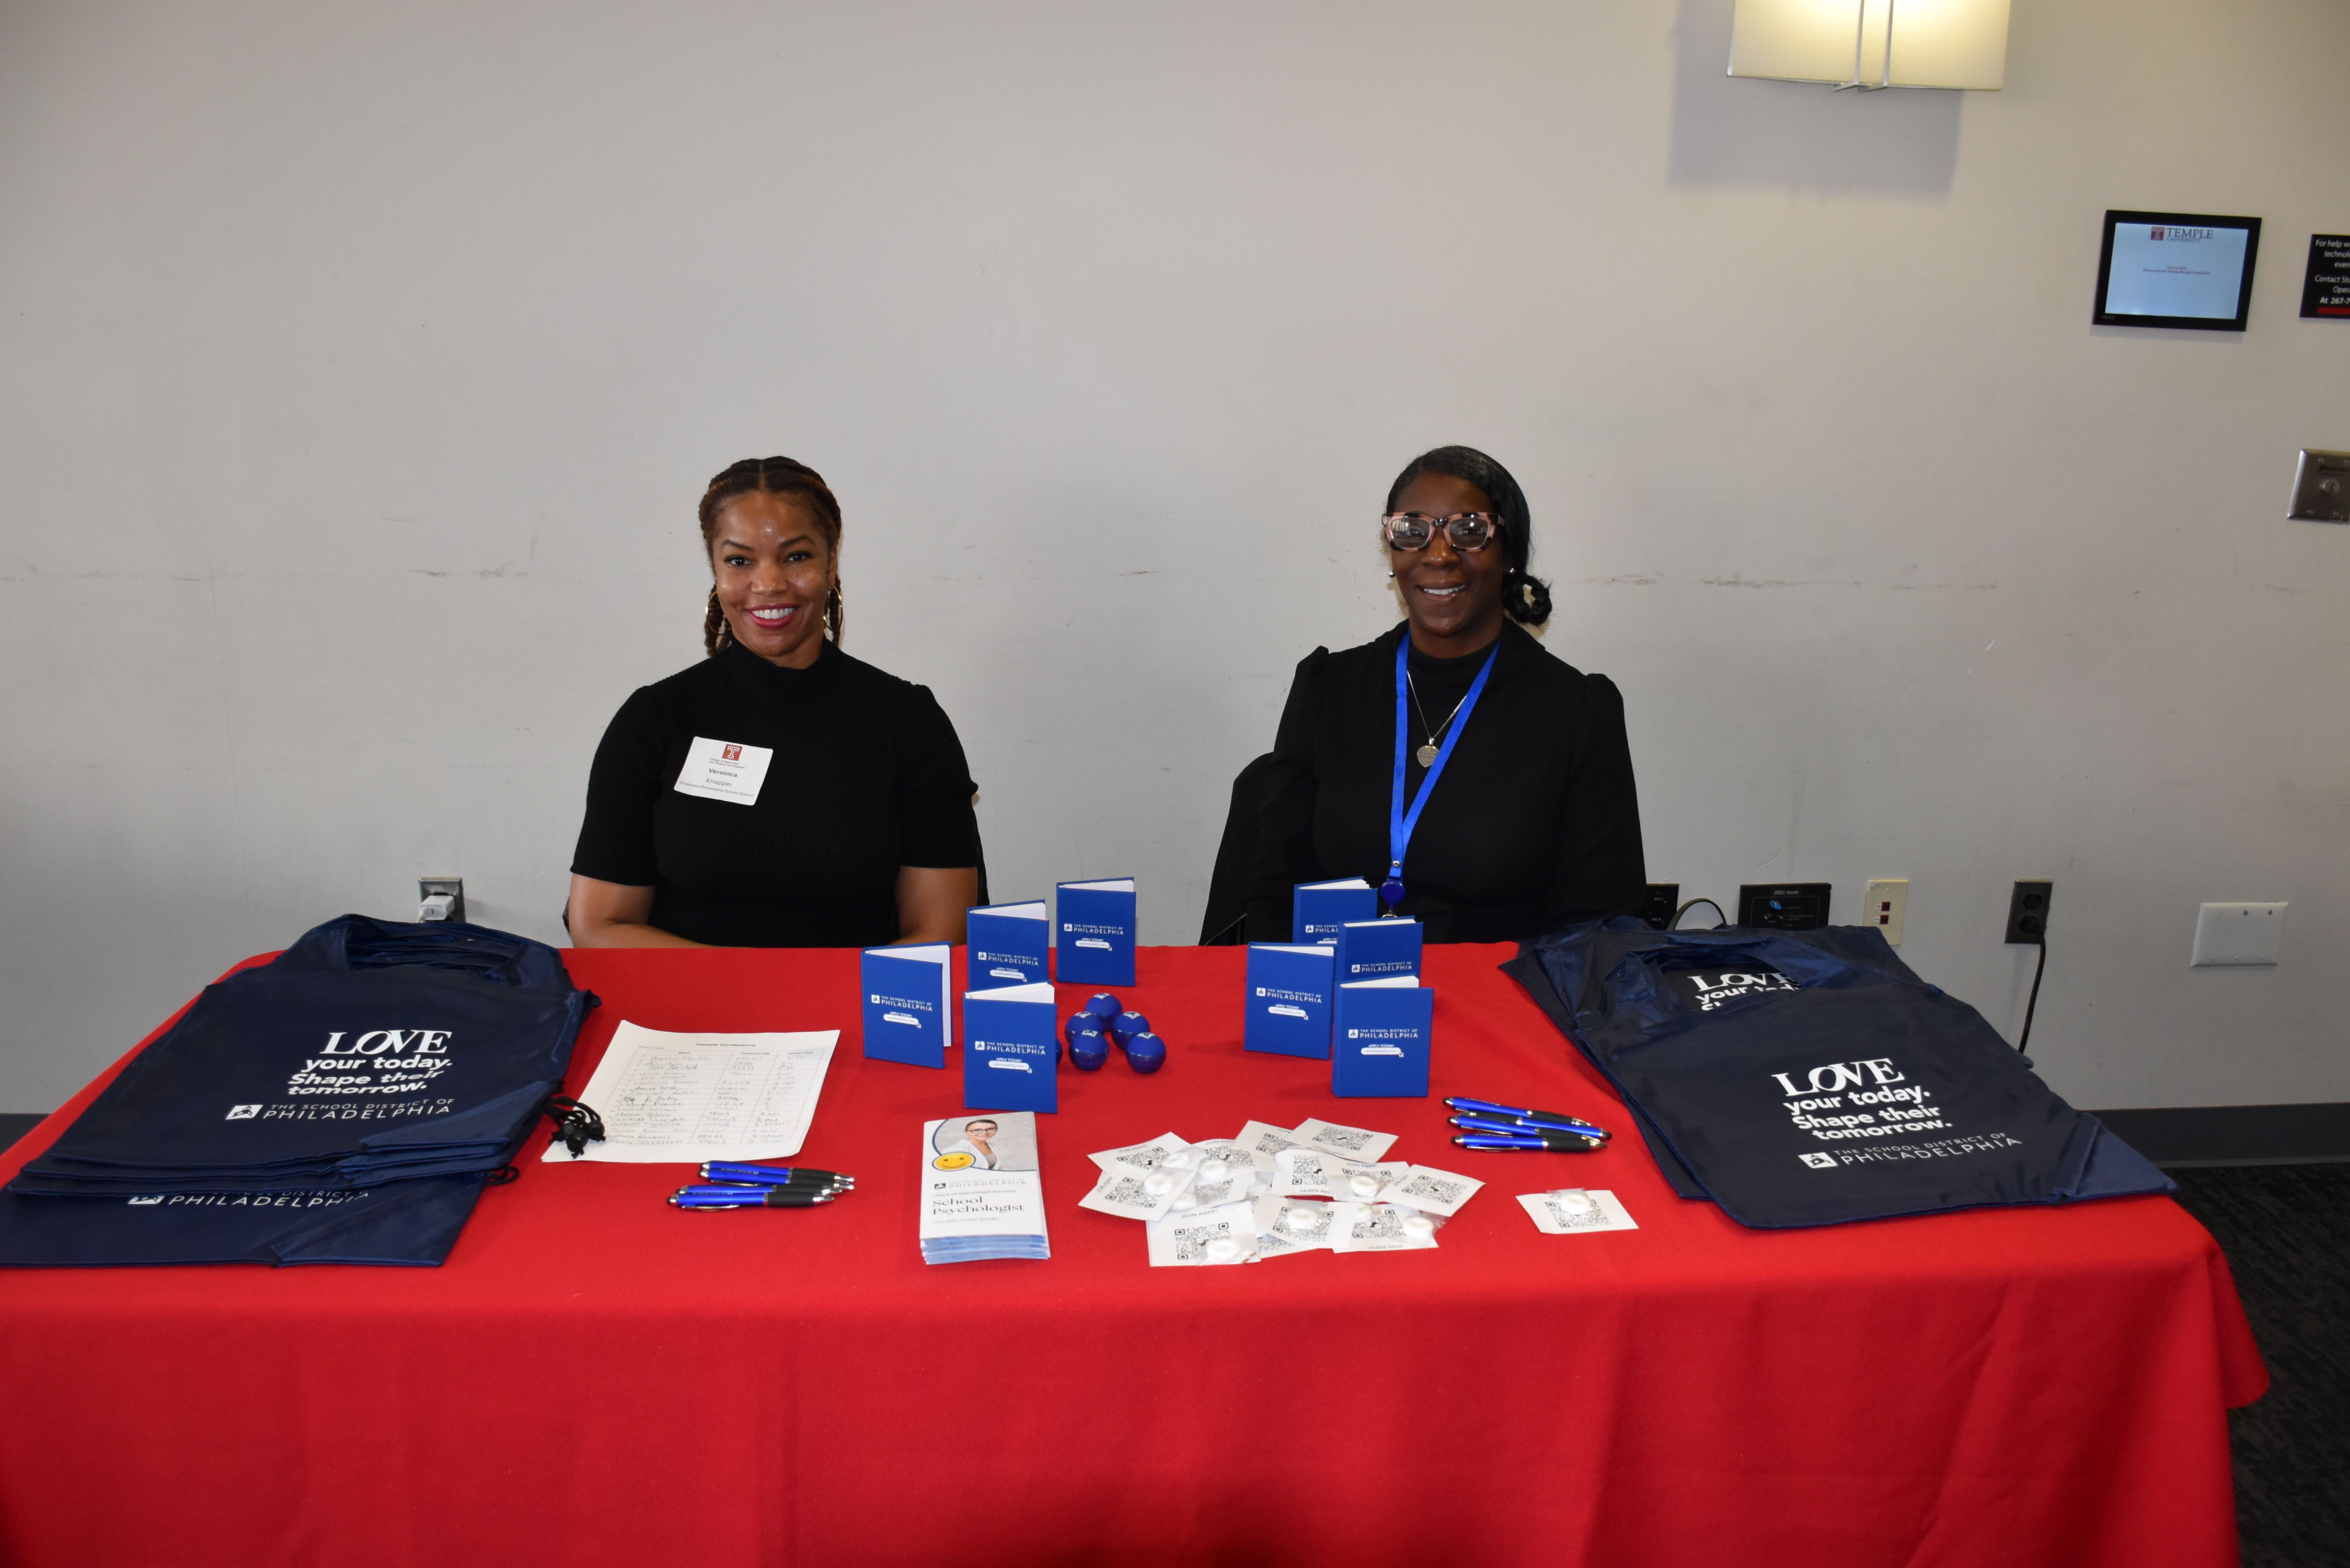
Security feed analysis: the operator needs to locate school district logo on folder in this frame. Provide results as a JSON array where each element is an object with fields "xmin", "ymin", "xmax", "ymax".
[
  {"xmin": 1332, "ymin": 977, "xmax": 1432, "ymax": 1098},
  {"xmin": 1245, "ymin": 944, "xmax": 1335, "ymax": 1059},
  {"xmin": 861, "ymin": 945, "xmax": 953, "ymax": 1068},
  {"xmin": 1055, "ymin": 879, "xmax": 1135, "ymax": 986},
  {"xmin": 963, "ymin": 983, "xmax": 1058, "ymax": 1113},
  {"xmin": 966, "ymin": 901, "xmax": 1050, "ymax": 985}
]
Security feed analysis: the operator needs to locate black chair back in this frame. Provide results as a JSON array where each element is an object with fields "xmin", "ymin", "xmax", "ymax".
[{"xmin": 1198, "ymin": 752, "xmax": 1277, "ymax": 944}]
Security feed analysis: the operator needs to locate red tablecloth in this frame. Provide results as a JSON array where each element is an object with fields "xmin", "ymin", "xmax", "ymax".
[{"xmin": 0, "ymin": 943, "xmax": 2264, "ymax": 1568}]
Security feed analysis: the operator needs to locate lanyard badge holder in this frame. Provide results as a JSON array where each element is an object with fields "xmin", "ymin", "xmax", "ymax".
[{"xmin": 1382, "ymin": 637, "xmax": 1500, "ymax": 914}]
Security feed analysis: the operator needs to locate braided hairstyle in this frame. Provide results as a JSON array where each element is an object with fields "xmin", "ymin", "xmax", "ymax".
[
  {"xmin": 697, "ymin": 456, "xmax": 845, "ymax": 656},
  {"xmin": 1383, "ymin": 445, "xmax": 1552, "ymax": 627}
]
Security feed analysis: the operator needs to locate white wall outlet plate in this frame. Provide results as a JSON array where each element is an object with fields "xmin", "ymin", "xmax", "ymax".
[
  {"xmin": 1864, "ymin": 878, "xmax": 1908, "ymax": 946},
  {"xmin": 2189, "ymin": 902, "xmax": 2287, "ymax": 967}
]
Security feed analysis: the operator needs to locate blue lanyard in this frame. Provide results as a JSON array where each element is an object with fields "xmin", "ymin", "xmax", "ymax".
[{"xmin": 1383, "ymin": 634, "xmax": 1500, "ymax": 913}]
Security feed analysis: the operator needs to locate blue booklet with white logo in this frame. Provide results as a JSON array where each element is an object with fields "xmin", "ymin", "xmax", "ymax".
[
  {"xmin": 963, "ymin": 981, "xmax": 1059, "ymax": 1113},
  {"xmin": 1244, "ymin": 944, "xmax": 1335, "ymax": 1059},
  {"xmin": 1292, "ymin": 878, "xmax": 1376, "ymax": 945},
  {"xmin": 1056, "ymin": 879, "xmax": 1136, "ymax": 985},
  {"xmin": 861, "ymin": 944, "xmax": 953, "ymax": 1068},
  {"xmin": 1335, "ymin": 918, "xmax": 1422, "ymax": 985},
  {"xmin": 966, "ymin": 901, "xmax": 1050, "ymax": 986},
  {"xmin": 1333, "ymin": 976, "xmax": 1432, "ymax": 1098}
]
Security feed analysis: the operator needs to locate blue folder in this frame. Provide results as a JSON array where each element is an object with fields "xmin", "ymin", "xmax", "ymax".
[
  {"xmin": 963, "ymin": 982, "xmax": 1059, "ymax": 1113},
  {"xmin": 1332, "ymin": 976, "xmax": 1432, "ymax": 1098},
  {"xmin": 861, "ymin": 945, "xmax": 953, "ymax": 1068},
  {"xmin": 966, "ymin": 901, "xmax": 1050, "ymax": 986},
  {"xmin": 1055, "ymin": 879, "xmax": 1136, "ymax": 985},
  {"xmin": 1335, "ymin": 918, "xmax": 1422, "ymax": 985},
  {"xmin": 1244, "ymin": 944, "xmax": 1336, "ymax": 1059}
]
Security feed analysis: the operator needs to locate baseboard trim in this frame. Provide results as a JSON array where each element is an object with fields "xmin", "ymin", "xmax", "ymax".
[
  {"xmin": 2089, "ymin": 1103, "xmax": 2350, "ymax": 1168},
  {"xmin": 0, "ymin": 1113, "xmax": 45, "ymax": 1157}
]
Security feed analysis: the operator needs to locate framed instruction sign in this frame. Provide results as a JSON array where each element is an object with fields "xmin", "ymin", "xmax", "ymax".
[
  {"xmin": 2302, "ymin": 235, "xmax": 2350, "ymax": 319},
  {"xmin": 2093, "ymin": 210, "xmax": 2261, "ymax": 331}
]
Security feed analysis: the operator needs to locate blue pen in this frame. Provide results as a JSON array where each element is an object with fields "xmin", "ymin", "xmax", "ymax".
[
  {"xmin": 1444, "ymin": 1097, "xmax": 1611, "ymax": 1139},
  {"xmin": 1451, "ymin": 1132, "xmax": 1604, "ymax": 1153},
  {"xmin": 699, "ymin": 1162, "xmax": 855, "ymax": 1187},
  {"xmin": 670, "ymin": 1189, "xmax": 840, "ymax": 1209},
  {"xmin": 1449, "ymin": 1112, "xmax": 1612, "ymax": 1143},
  {"xmin": 676, "ymin": 1183, "xmax": 849, "ymax": 1199}
]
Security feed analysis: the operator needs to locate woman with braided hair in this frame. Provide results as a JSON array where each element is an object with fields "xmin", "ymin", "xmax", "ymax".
[
  {"xmin": 568, "ymin": 456, "xmax": 982, "ymax": 947},
  {"xmin": 1241, "ymin": 445, "xmax": 1647, "ymax": 944}
]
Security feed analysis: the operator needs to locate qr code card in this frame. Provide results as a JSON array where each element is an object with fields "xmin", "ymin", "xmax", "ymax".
[
  {"xmin": 1516, "ymin": 1189, "xmax": 1638, "ymax": 1235},
  {"xmin": 1377, "ymin": 1165, "xmax": 1485, "ymax": 1217},
  {"xmin": 1252, "ymin": 1194, "xmax": 1340, "ymax": 1254},
  {"xmin": 1145, "ymin": 1204, "xmax": 1259, "ymax": 1267},
  {"xmin": 1272, "ymin": 1147, "xmax": 1340, "ymax": 1198},
  {"xmin": 1329, "ymin": 1160, "xmax": 1408, "ymax": 1201},
  {"xmin": 1192, "ymin": 1136, "xmax": 1278, "ymax": 1175},
  {"xmin": 1233, "ymin": 1120, "xmax": 1307, "ymax": 1162},
  {"xmin": 1291, "ymin": 1117, "xmax": 1399, "ymax": 1163},
  {"xmin": 1328, "ymin": 1201, "xmax": 1441, "ymax": 1253},
  {"xmin": 1078, "ymin": 1162, "xmax": 1192, "ymax": 1222},
  {"xmin": 1178, "ymin": 1152, "xmax": 1269, "ymax": 1213},
  {"xmin": 1089, "ymin": 1132, "xmax": 1194, "ymax": 1178}
]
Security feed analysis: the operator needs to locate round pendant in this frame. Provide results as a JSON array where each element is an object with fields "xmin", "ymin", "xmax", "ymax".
[
  {"xmin": 1415, "ymin": 743, "xmax": 1440, "ymax": 768},
  {"xmin": 1380, "ymin": 876, "xmax": 1406, "ymax": 907}
]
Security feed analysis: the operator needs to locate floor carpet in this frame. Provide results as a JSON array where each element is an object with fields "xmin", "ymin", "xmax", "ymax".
[{"xmin": 2169, "ymin": 1163, "xmax": 2350, "ymax": 1568}]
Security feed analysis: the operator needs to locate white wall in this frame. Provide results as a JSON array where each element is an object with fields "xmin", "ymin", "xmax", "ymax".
[{"xmin": 3, "ymin": 0, "xmax": 2344, "ymax": 1114}]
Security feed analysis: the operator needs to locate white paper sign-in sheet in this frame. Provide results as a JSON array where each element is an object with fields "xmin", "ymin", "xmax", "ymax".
[{"xmin": 543, "ymin": 1022, "xmax": 838, "ymax": 1163}]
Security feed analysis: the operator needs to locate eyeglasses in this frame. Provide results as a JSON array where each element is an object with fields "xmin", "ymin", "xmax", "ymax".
[{"xmin": 1380, "ymin": 512, "xmax": 1504, "ymax": 552}]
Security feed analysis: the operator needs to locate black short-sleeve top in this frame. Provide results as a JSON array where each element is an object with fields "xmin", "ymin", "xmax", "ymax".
[
  {"xmin": 570, "ymin": 639, "xmax": 983, "ymax": 948},
  {"xmin": 1242, "ymin": 621, "xmax": 1646, "ymax": 945}
]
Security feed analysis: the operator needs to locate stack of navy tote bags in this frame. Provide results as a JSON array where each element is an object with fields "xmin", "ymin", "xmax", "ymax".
[
  {"xmin": 1504, "ymin": 918, "xmax": 2171, "ymax": 1228},
  {"xmin": 0, "ymin": 916, "xmax": 595, "ymax": 1266}
]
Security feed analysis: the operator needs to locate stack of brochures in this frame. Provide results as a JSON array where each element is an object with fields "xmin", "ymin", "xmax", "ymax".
[
  {"xmin": 918, "ymin": 1111, "xmax": 1051, "ymax": 1263},
  {"xmin": 1074, "ymin": 1116, "xmax": 1485, "ymax": 1267}
]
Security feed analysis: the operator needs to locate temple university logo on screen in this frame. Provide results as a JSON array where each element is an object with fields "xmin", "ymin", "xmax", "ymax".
[
  {"xmin": 2149, "ymin": 226, "xmax": 2165, "ymax": 240},
  {"xmin": 226, "ymin": 1103, "xmax": 261, "ymax": 1120},
  {"xmin": 1800, "ymin": 1152, "xmax": 1837, "ymax": 1169},
  {"xmin": 721, "ymin": 743, "xmax": 742, "ymax": 763}
]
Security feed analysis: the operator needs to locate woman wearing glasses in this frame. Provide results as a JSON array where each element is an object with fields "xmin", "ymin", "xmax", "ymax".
[{"xmin": 1242, "ymin": 446, "xmax": 1646, "ymax": 943}]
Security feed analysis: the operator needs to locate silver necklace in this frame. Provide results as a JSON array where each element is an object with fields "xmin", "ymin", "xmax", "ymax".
[{"xmin": 1407, "ymin": 673, "xmax": 1473, "ymax": 769}]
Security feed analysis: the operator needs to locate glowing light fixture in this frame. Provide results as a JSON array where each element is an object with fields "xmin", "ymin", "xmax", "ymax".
[{"xmin": 1729, "ymin": 0, "xmax": 2010, "ymax": 90}]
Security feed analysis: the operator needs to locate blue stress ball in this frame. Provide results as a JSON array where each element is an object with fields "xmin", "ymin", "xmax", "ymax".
[
  {"xmin": 1069, "ymin": 1029, "xmax": 1111, "ymax": 1072},
  {"xmin": 1084, "ymin": 993, "xmax": 1122, "ymax": 1022},
  {"xmin": 1124, "ymin": 1032, "xmax": 1166, "ymax": 1074},
  {"xmin": 1110, "ymin": 1011, "xmax": 1151, "ymax": 1046},
  {"xmin": 1064, "ymin": 1011, "xmax": 1099, "ymax": 1046}
]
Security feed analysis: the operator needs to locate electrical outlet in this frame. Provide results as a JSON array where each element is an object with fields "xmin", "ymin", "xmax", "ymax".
[
  {"xmin": 1642, "ymin": 883, "xmax": 1680, "ymax": 930},
  {"xmin": 1737, "ymin": 883, "xmax": 1831, "ymax": 931},
  {"xmin": 2287, "ymin": 448, "xmax": 2350, "ymax": 523},
  {"xmin": 1864, "ymin": 879, "xmax": 1908, "ymax": 944},
  {"xmin": 2004, "ymin": 880, "xmax": 2051, "ymax": 944},
  {"xmin": 419, "ymin": 877, "xmax": 466, "ymax": 924}
]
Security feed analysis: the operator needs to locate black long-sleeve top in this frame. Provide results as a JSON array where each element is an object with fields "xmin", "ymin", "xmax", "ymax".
[
  {"xmin": 1243, "ymin": 621, "xmax": 1646, "ymax": 944},
  {"xmin": 570, "ymin": 639, "xmax": 982, "ymax": 948}
]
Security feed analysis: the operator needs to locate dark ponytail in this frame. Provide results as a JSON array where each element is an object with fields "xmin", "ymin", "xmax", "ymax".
[
  {"xmin": 1384, "ymin": 445, "xmax": 1551, "ymax": 628},
  {"xmin": 696, "ymin": 456, "xmax": 845, "ymax": 656}
]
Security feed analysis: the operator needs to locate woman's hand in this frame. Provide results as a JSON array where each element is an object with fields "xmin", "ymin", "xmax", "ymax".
[
  {"xmin": 567, "ymin": 874, "xmax": 708, "ymax": 948},
  {"xmin": 893, "ymin": 867, "xmax": 978, "ymax": 946}
]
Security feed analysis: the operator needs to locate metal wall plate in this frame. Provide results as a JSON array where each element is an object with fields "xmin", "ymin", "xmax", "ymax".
[
  {"xmin": 418, "ymin": 877, "xmax": 466, "ymax": 924},
  {"xmin": 2288, "ymin": 448, "xmax": 2350, "ymax": 522}
]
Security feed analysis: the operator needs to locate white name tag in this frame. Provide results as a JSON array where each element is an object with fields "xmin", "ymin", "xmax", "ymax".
[{"xmin": 674, "ymin": 735, "xmax": 774, "ymax": 805}]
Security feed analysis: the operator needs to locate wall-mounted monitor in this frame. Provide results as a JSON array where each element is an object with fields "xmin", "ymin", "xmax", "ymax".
[{"xmin": 2094, "ymin": 211, "xmax": 2261, "ymax": 331}]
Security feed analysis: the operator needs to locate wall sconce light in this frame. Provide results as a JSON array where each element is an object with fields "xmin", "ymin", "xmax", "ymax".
[{"xmin": 1729, "ymin": 0, "xmax": 2010, "ymax": 90}]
